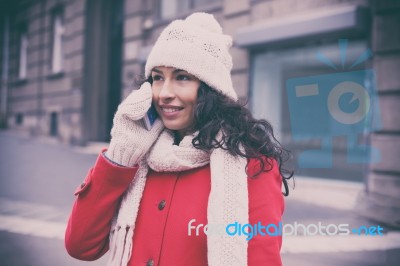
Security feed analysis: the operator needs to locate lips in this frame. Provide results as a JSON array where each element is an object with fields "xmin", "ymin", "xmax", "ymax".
[
  {"xmin": 159, "ymin": 105, "xmax": 184, "ymax": 119},
  {"xmin": 161, "ymin": 107, "xmax": 183, "ymax": 113}
]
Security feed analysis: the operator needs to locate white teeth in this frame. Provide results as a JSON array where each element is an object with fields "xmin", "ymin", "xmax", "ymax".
[{"xmin": 162, "ymin": 107, "xmax": 181, "ymax": 113}]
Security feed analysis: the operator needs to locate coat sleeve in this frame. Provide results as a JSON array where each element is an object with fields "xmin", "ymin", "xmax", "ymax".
[
  {"xmin": 65, "ymin": 150, "xmax": 138, "ymax": 261},
  {"xmin": 247, "ymin": 158, "xmax": 284, "ymax": 266}
]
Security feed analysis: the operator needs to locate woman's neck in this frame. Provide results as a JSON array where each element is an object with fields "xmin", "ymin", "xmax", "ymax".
[
  {"xmin": 173, "ymin": 131, "xmax": 184, "ymax": 145},
  {"xmin": 173, "ymin": 128, "xmax": 192, "ymax": 145}
]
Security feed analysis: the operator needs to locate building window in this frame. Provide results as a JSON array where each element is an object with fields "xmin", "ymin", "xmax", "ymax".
[
  {"xmin": 50, "ymin": 8, "xmax": 64, "ymax": 74},
  {"xmin": 18, "ymin": 24, "xmax": 28, "ymax": 80},
  {"xmin": 159, "ymin": 0, "xmax": 219, "ymax": 19},
  {"xmin": 50, "ymin": 112, "xmax": 58, "ymax": 136},
  {"xmin": 15, "ymin": 113, "xmax": 24, "ymax": 125}
]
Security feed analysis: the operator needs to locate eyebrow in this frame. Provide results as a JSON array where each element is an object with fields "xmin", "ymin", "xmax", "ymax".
[
  {"xmin": 151, "ymin": 68, "xmax": 188, "ymax": 75},
  {"xmin": 151, "ymin": 68, "xmax": 163, "ymax": 74}
]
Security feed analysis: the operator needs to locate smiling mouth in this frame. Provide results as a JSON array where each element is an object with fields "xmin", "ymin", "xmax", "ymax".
[{"xmin": 161, "ymin": 107, "xmax": 184, "ymax": 113}]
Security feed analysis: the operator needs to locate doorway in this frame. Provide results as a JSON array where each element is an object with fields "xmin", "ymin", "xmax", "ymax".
[{"xmin": 83, "ymin": 0, "xmax": 123, "ymax": 142}]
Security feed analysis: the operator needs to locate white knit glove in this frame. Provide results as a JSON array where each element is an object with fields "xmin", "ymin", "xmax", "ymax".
[{"xmin": 106, "ymin": 82, "xmax": 164, "ymax": 166}]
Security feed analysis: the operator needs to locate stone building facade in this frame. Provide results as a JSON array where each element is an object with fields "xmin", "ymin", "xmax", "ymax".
[
  {"xmin": 0, "ymin": 0, "xmax": 399, "ymax": 226},
  {"xmin": 356, "ymin": 0, "xmax": 400, "ymax": 227}
]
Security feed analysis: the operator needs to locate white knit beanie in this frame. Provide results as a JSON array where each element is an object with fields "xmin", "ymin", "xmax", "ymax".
[{"xmin": 145, "ymin": 12, "xmax": 238, "ymax": 101}]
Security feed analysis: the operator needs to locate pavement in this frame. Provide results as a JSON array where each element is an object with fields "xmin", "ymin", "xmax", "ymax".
[{"xmin": 0, "ymin": 129, "xmax": 399, "ymax": 266}]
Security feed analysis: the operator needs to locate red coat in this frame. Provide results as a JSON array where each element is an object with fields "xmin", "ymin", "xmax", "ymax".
[{"xmin": 65, "ymin": 151, "xmax": 284, "ymax": 266}]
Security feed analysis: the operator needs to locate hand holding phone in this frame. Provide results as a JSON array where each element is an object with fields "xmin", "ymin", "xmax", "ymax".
[
  {"xmin": 107, "ymin": 82, "xmax": 164, "ymax": 166},
  {"xmin": 142, "ymin": 104, "xmax": 159, "ymax": 130}
]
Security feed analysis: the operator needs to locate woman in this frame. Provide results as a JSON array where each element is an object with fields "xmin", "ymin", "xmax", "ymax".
[{"xmin": 65, "ymin": 12, "xmax": 292, "ymax": 266}]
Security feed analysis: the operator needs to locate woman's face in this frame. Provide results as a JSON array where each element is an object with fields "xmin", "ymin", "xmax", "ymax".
[{"xmin": 151, "ymin": 66, "xmax": 200, "ymax": 137}]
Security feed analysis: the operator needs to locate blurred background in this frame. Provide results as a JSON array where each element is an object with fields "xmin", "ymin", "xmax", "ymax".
[{"xmin": 0, "ymin": 0, "xmax": 399, "ymax": 265}]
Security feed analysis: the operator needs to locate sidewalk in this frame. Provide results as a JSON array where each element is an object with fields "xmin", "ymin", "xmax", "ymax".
[
  {"xmin": 282, "ymin": 176, "xmax": 400, "ymax": 255},
  {"xmin": 281, "ymin": 176, "xmax": 400, "ymax": 266}
]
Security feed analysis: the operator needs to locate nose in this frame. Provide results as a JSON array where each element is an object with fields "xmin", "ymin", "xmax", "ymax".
[{"xmin": 158, "ymin": 79, "xmax": 175, "ymax": 101}]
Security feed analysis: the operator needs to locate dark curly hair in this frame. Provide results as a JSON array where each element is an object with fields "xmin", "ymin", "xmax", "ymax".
[
  {"xmin": 193, "ymin": 82, "xmax": 293, "ymax": 196},
  {"xmin": 141, "ymin": 77, "xmax": 293, "ymax": 196}
]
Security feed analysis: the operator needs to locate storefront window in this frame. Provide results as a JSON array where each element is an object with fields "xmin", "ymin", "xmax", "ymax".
[{"xmin": 250, "ymin": 41, "xmax": 374, "ymax": 180}]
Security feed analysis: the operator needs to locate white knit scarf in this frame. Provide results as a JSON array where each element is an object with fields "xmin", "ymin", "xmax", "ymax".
[{"xmin": 107, "ymin": 130, "xmax": 249, "ymax": 266}]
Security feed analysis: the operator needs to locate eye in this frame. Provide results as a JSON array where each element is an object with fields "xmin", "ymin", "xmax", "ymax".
[
  {"xmin": 176, "ymin": 74, "xmax": 191, "ymax": 81},
  {"xmin": 152, "ymin": 74, "xmax": 163, "ymax": 81}
]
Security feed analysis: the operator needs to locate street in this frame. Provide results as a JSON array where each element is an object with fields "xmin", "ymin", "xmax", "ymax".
[
  {"xmin": 0, "ymin": 131, "xmax": 107, "ymax": 266},
  {"xmin": 0, "ymin": 130, "xmax": 399, "ymax": 266}
]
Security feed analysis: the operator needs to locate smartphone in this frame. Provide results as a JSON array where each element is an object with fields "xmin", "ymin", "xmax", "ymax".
[{"xmin": 142, "ymin": 104, "xmax": 158, "ymax": 130}]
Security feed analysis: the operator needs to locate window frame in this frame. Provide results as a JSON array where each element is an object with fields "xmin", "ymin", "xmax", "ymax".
[
  {"xmin": 49, "ymin": 6, "xmax": 65, "ymax": 75},
  {"xmin": 17, "ymin": 23, "xmax": 28, "ymax": 80}
]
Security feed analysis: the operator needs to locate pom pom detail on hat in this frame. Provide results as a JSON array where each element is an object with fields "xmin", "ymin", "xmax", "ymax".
[
  {"xmin": 145, "ymin": 12, "xmax": 238, "ymax": 101},
  {"xmin": 185, "ymin": 12, "xmax": 222, "ymax": 34}
]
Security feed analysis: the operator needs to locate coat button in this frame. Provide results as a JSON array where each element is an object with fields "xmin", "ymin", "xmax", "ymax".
[
  {"xmin": 80, "ymin": 182, "xmax": 86, "ymax": 188},
  {"xmin": 158, "ymin": 200, "xmax": 166, "ymax": 210},
  {"xmin": 146, "ymin": 259, "xmax": 154, "ymax": 266}
]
